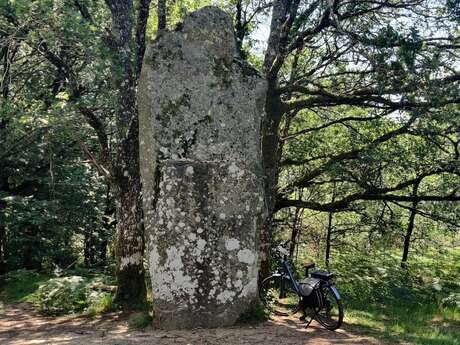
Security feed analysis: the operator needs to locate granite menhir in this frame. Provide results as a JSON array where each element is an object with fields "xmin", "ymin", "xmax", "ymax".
[{"xmin": 138, "ymin": 6, "xmax": 267, "ymax": 329}]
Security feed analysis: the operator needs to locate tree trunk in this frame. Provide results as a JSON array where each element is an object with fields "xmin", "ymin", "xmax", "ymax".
[
  {"xmin": 325, "ymin": 183, "xmax": 336, "ymax": 267},
  {"xmin": 325, "ymin": 211, "xmax": 333, "ymax": 267},
  {"xmin": 113, "ymin": 172, "xmax": 146, "ymax": 304},
  {"xmin": 100, "ymin": 187, "xmax": 114, "ymax": 265},
  {"xmin": 106, "ymin": 0, "xmax": 146, "ymax": 305},
  {"xmin": 289, "ymin": 207, "xmax": 301, "ymax": 258},
  {"xmin": 157, "ymin": 0, "xmax": 167, "ymax": 31},
  {"xmin": 84, "ymin": 229, "xmax": 92, "ymax": 267},
  {"xmin": 401, "ymin": 181, "xmax": 420, "ymax": 268},
  {"xmin": 0, "ymin": 223, "xmax": 5, "ymax": 272},
  {"xmin": 259, "ymin": 0, "xmax": 292, "ymax": 280},
  {"xmin": 258, "ymin": 87, "xmax": 283, "ymax": 279}
]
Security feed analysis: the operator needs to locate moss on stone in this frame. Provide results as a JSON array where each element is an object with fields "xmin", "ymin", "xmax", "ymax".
[{"xmin": 160, "ymin": 94, "xmax": 191, "ymax": 118}]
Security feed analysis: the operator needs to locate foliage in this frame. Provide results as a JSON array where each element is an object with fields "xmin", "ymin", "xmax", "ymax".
[
  {"xmin": 36, "ymin": 276, "xmax": 89, "ymax": 315},
  {"xmin": 289, "ymin": 244, "xmax": 460, "ymax": 345},
  {"xmin": 85, "ymin": 291, "xmax": 115, "ymax": 315},
  {"xmin": 0, "ymin": 269, "xmax": 50, "ymax": 303},
  {"xmin": 36, "ymin": 272, "xmax": 116, "ymax": 316},
  {"xmin": 0, "ymin": 0, "xmax": 113, "ymax": 272},
  {"xmin": 128, "ymin": 311, "xmax": 153, "ymax": 329},
  {"xmin": 0, "ymin": 268, "xmax": 117, "ymax": 316}
]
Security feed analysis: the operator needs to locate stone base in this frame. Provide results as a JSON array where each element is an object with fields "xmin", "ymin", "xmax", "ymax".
[{"xmin": 148, "ymin": 160, "xmax": 263, "ymax": 329}]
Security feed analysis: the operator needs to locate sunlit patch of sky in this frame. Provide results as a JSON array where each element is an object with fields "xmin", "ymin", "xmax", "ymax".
[{"xmin": 250, "ymin": 14, "xmax": 270, "ymax": 55}]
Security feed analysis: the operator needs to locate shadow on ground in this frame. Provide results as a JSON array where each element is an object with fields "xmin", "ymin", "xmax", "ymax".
[{"xmin": 0, "ymin": 303, "xmax": 382, "ymax": 345}]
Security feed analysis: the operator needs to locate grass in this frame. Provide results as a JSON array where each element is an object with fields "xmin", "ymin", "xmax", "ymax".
[
  {"xmin": 0, "ymin": 269, "xmax": 50, "ymax": 304},
  {"xmin": 346, "ymin": 298, "xmax": 460, "ymax": 345},
  {"xmin": 317, "ymin": 245, "xmax": 460, "ymax": 345},
  {"xmin": 0, "ymin": 266, "xmax": 153, "ymax": 318}
]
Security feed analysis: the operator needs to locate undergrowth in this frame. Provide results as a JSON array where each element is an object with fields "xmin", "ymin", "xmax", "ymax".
[
  {"xmin": 293, "ymin": 245, "xmax": 460, "ymax": 345},
  {"xmin": 0, "ymin": 267, "xmax": 117, "ymax": 316}
]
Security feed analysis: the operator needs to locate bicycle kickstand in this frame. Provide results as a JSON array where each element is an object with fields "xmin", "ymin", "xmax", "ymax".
[
  {"xmin": 304, "ymin": 315, "xmax": 314, "ymax": 328},
  {"xmin": 300, "ymin": 309, "xmax": 315, "ymax": 328}
]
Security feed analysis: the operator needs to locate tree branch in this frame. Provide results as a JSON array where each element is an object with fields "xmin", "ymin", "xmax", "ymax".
[{"xmin": 136, "ymin": 0, "xmax": 152, "ymax": 77}]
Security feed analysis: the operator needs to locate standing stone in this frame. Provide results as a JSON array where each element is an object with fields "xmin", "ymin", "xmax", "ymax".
[{"xmin": 138, "ymin": 6, "xmax": 267, "ymax": 329}]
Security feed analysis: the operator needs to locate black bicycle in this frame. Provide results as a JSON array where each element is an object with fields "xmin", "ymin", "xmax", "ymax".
[{"xmin": 259, "ymin": 244, "xmax": 344, "ymax": 330}]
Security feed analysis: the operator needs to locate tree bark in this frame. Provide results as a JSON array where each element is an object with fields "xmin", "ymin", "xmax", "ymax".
[
  {"xmin": 136, "ymin": 0, "xmax": 152, "ymax": 77},
  {"xmin": 84, "ymin": 229, "xmax": 93, "ymax": 267},
  {"xmin": 259, "ymin": 0, "xmax": 291, "ymax": 280},
  {"xmin": 0, "ymin": 223, "xmax": 5, "ymax": 272},
  {"xmin": 157, "ymin": 0, "xmax": 166, "ymax": 31},
  {"xmin": 113, "ymin": 171, "xmax": 146, "ymax": 303},
  {"xmin": 106, "ymin": 0, "xmax": 146, "ymax": 305},
  {"xmin": 325, "ymin": 211, "xmax": 333, "ymax": 267},
  {"xmin": 401, "ymin": 181, "xmax": 420, "ymax": 268},
  {"xmin": 100, "ymin": 186, "xmax": 114, "ymax": 265},
  {"xmin": 289, "ymin": 207, "xmax": 301, "ymax": 258},
  {"xmin": 325, "ymin": 182, "xmax": 336, "ymax": 267}
]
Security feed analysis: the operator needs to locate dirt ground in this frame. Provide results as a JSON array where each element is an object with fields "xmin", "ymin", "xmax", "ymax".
[{"xmin": 0, "ymin": 303, "xmax": 382, "ymax": 345}]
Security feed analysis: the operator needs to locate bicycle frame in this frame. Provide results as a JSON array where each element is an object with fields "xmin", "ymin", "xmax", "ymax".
[{"xmin": 277, "ymin": 256, "xmax": 301, "ymax": 297}]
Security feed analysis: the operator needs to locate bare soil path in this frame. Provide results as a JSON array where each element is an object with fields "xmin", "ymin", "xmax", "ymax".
[{"xmin": 0, "ymin": 303, "xmax": 382, "ymax": 345}]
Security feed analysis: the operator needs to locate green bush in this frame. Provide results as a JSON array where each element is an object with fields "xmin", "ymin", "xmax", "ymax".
[
  {"xmin": 36, "ymin": 276, "xmax": 89, "ymax": 315},
  {"xmin": 36, "ymin": 275, "xmax": 116, "ymax": 315},
  {"xmin": 85, "ymin": 291, "xmax": 116, "ymax": 315},
  {"xmin": 128, "ymin": 311, "xmax": 152, "ymax": 329}
]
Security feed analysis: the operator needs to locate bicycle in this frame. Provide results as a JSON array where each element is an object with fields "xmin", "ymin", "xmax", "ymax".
[{"xmin": 259, "ymin": 244, "xmax": 344, "ymax": 330}]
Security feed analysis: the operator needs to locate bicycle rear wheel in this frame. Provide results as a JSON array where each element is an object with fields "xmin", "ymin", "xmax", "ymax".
[
  {"xmin": 259, "ymin": 275, "xmax": 301, "ymax": 316},
  {"xmin": 314, "ymin": 284, "xmax": 343, "ymax": 330}
]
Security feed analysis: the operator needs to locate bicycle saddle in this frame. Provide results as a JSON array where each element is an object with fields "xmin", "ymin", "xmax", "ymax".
[
  {"xmin": 303, "ymin": 262, "xmax": 315, "ymax": 270},
  {"xmin": 311, "ymin": 270, "xmax": 335, "ymax": 280}
]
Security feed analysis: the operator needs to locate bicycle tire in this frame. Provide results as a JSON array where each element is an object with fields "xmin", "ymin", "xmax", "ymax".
[
  {"xmin": 259, "ymin": 275, "xmax": 301, "ymax": 316},
  {"xmin": 314, "ymin": 284, "xmax": 344, "ymax": 330}
]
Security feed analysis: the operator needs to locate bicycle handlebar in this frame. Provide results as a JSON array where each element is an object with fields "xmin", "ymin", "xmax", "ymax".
[{"xmin": 272, "ymin": 240, "xmax": 290, "ymax": 258}]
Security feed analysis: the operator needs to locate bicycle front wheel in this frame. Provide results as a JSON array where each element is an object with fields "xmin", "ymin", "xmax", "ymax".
[
  {"xmin": 259, "ymin": 275, "xmax": 301, "ymax": 316},
  {"xmin": 314, "ymin": 284, "xmax": 344, "ymax": 330}
]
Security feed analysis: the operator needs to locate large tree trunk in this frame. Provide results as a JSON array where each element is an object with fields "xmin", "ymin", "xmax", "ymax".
[
  {"xmin": 259, "ymin": 0, "xmax": 290, "ymax": 279},
  {"xmin": 258, "ymin": 97, "xmax": 283, "ymax": 279},
  {"xmin": 106, "ymin": 0, "xmax": 146, "ymax": 305},
  {"xmin": 113, "ymin": 170, "xmax": 146, "ymax": 303}
]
